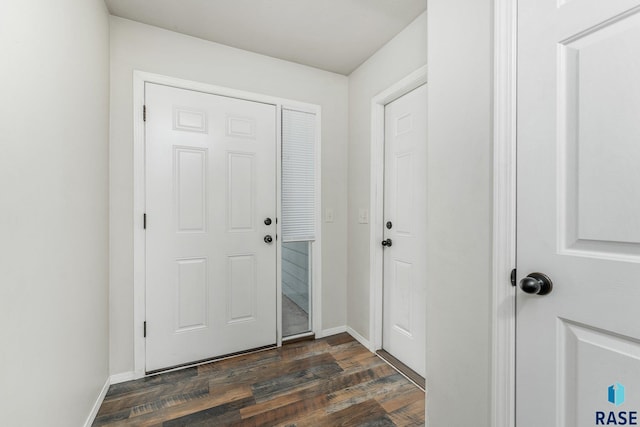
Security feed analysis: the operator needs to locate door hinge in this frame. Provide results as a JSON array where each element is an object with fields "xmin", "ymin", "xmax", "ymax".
[
  {"xmin": 143, "ymin": 321, "xmax": 147, "ymax": 338},
  {"xmin": 143, "ymin": 213, "xmax": 147, "ymax": 229},
  {"xmin": 143, "ymin": 105, "xmax": 147, "ymax": 122},
  {"xmin": 510, "ymin": 268, "xmax": 517, "ymax": 287}
]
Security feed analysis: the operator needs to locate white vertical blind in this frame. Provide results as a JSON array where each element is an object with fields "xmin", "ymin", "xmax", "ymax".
[{"xmin": 282, "ymin": 109, "xmax": 316, "ymax": 242}]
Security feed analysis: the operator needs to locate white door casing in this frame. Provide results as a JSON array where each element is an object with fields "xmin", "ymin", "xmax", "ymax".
[
  {"xmin": 517, "ymin": 1, "xmax": 640, "ymax": 425},
  {"xmin": 145, "ymin": 83, "xmax": 277, "ymax": 372},
  {"xmin": 382, "ymin": 84, "xmax": 427, "ymax": 377}
]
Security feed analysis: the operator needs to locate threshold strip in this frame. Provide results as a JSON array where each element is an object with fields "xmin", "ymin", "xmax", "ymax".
[
  {"xmin": 283, "ymin": 331, "xmax": 315, "ymax": 344},
  {"xmin": 376, "ymin": 349, "xmax": 426, "ymax": 391}
]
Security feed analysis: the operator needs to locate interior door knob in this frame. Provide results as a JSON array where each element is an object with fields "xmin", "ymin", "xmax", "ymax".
[
  {"xmin": 519, "ymin": 272, "xmax": 553, "ymax": 295},
  {"xmin": 381, "ymin": 238, "xmax": 392, "ymax": 247},
  {"xmin": 264, "ymin": 235, "xmax": 273, "ymax": 244}
]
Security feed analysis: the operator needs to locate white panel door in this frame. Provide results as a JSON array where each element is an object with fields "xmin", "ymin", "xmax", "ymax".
[
  {"xmin": 517, "ymin": 0, "xmax": 640, "ymax": 425},
  {"xmin": 382, "ymin": 84, "xmax": 427, "ymax": 377},
  {"xmin": 145, "ymin": 83, "xmax": 277, "ymax": 372}
]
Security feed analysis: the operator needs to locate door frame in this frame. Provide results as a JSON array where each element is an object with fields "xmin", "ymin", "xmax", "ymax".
[
  {"xmin": 132, "ymin": 71, "xmax": 323, "ymax": 378},
  {"xmin": 368, "ymin": 65, "xmax": 428, "ymax": 353},
  {"xmin": 492, "ymin": 0, "xmax": 517, "ymax": 426}
]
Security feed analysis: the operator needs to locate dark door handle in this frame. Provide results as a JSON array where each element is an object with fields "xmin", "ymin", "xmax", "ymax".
[
  {"xmin": 264, "ymin": 235, "xmax": 273, "ymax": 244},
  {"xmin": 381, "ymin": 238, "xmax": 392, "ymax": 247},
  {"xmin": 264, "ymin": 218, "xmax": 272, "ymax": 226},
  {"xmin": 519, "ymin": 272, "xmax": 553, "ymax": 295}
]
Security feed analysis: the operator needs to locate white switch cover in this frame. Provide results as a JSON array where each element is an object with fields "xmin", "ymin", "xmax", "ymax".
[
  {"xmin": 358, "ymin": 208, "xmax": 369, "ymax": 224},
  {"xmin": 325, "ymin": 208, "xmax": 334, "ymax": 223}
]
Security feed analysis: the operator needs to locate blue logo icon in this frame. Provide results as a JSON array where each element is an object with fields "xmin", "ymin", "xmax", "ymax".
[
  {"xmin": 609, "ymin": 383, "xmax": 626, "ymax": 407},
  {"xmin": 596, "ymin": 383, "xmax": 636, "ymax": 425}
]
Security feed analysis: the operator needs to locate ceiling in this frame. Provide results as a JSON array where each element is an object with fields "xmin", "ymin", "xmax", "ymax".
[{"xmin": 104, "ymin": 0, "xmax": 427, "ymax": 75}]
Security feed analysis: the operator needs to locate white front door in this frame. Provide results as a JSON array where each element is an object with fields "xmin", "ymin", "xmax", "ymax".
[
  {"xmin": 382, "ymin": 84, "xmax": 427, "ymax": 377},
  {"xmin": 517, "ymin": 1, "xmax": 640, "ymax": 425},
  {"xmin": 145, "ymin": 83, "xmax": 277, "ymax": 372}
]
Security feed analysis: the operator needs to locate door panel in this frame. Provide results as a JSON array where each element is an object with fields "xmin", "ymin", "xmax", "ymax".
[
  {"xmin": 390, "ymin": 260, "xmax": 413, "ymax": 336},
  {"xmin": 145, "ymin": 83, "xmax": 277, "ymax": 372},
  {"xmin": 382, "ymin": 84, "xmax": 427, "ymax": 377},
  {"xmin": 175, "ymin": 258, "xmax": 207, "ymax": 332},
  {"xmin": 394, "ymin": 153, "xmax": 414, "ymax": 235},
  {"xmin": 517, "ymin": 1, "xmax": 640, "ymax": 425},
  {"xmin": 227, "ymin": 152, "xmax": 255, "ymax": 231},
  {"xmin": 227, "ymin": 254, "xmax": 256, "ymax": 323},
  {"xmin": 175, "ymin": 148, "xmax": 206, "ymax": 232}
]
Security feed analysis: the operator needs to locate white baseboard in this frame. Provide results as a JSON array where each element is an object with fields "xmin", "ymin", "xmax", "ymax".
[
  {"xmin": 110, "ymin": 371, "xmax": 138, "ymax": 385},
  {"xmin": 347, "ymin": 326, "xmax": 372, "ymax": 351},
  {"xmin": 84, "ymin": 377, "xmax": 110, "ymax": 427},
  {"xmin": 320, "ymin": 325, "xmax": 347, "ymax": 338}
]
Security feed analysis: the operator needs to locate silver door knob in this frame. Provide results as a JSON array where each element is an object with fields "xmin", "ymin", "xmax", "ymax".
[{"xmin": 519, "ymin": 272, "xmax": 553, "ymax": 295}]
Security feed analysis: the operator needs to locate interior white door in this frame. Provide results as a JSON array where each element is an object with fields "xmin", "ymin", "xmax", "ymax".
[
  {"xmin": 145, "ymin": 83, "xmax": 277, "ymax": 372},
  {"xmin": 517, "ymin": 1, "xmax": 640, "ymax": 425},
  {"xmin": 382, "ymin": 84, "xmax": 427, "ymax": 377}
]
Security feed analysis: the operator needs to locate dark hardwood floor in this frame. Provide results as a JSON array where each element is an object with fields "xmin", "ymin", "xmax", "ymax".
[{"xmin": 93, "ymin": 333, "xmax": 425, "ymax": 426}]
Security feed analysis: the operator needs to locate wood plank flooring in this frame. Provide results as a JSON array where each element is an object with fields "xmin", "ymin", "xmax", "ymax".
[{"xmin": 93, "ymin": 333, "xmax": 425, "ymax": 426}]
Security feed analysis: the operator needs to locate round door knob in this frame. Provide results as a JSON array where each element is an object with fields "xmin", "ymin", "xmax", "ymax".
[
  {"xmin": 264, "ymin": 235, "xmax": 273, "ymax": 244},
  {"xmin": 264, "ymin": 218, "xmax": 272, "ymax": 226},
  {"xmin": 519, "ymin": 272, "xmax": 553, "ymax": 295},
  {"xmin": 381, "ymin": 238, "xmax": 392, "ymax": 247}
]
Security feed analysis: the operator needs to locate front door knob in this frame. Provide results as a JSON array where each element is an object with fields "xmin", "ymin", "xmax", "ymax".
[
  {"xmin": 264, "ymin": 235, "xmax": 273, "ymax": 244},
  {"xmin": 519, "ymin": 272, "xmax": 553, "ymax": 295},
  {"xmin": 381, "ymin": 238, "xmax": 392, "ymax": 247}
]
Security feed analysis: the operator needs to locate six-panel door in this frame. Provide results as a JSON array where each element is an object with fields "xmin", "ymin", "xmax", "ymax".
[
  {"xmin": 382, "ymin": 84, "xmax": 428, "ymax": 377},
  {"xmin": 145, "ymin": 83, "xmax": 277, "ymax": 372}
]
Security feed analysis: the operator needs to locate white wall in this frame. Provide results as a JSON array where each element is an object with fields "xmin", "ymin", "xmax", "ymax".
[
  {"xmin": 109, "ymin": 17, "xmax": 349, "ymax": 375},
  {"xmin": 426, "ymin": 0, "xmax": 493, "ymax": 425},
  {"xmin": 0, "ymin": 1, "xmax": 110, "ymax": 426},
  {"xmin": 346, "ymin": 12, "xmax": 427, "ymax": 339}
]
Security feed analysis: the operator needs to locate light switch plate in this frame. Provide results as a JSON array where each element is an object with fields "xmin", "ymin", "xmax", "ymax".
[
  {"xmin": 325, "ymin": 208, "xmax": 334, "ymax": 223},
  {"xmin": 358, "ymin": 208, "xmax": 369, "ymax": 224}
]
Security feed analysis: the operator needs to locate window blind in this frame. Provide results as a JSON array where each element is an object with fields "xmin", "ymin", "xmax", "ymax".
[{"xmin": 282, "ymin": 109, "xmax": 316, "ymax": 242}]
